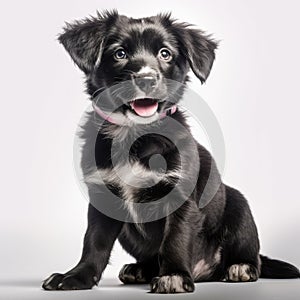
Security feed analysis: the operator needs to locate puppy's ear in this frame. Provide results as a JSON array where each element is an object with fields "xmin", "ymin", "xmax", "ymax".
[
  {"xmin": 172, "ymin": 23, "xmax": 218, "ymax": 83},
  {"xmin": 58, "ymin": 10, "xmax": 118, "ymax": 74}
]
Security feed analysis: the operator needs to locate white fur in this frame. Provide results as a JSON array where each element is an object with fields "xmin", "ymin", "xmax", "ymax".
[
  {"xmin": 94, "ymin": 40, "xmax": 105, "ymax": 67},
  {"xmin": 192, "ymin": 259, "xmax": 211, "ymax": 280},
  {"xmin": 227, "ymin": 264, "xmax": 251, "ymax": 282},
  {"xmin": 100, "ymin": 113, "xmax": 161, "ymax": 140},
  {"xmin": 214, "ymin": 246, "xmax": 222, "ymax": 263},
  {"xmin": 192, "ymin": 247, "xmax": 222, "ymax": 280},
  {"xmin": 85, "ymin": 162, "xmax": 181, "ymax": 223},
  {"xmin": 85, "ymin": 161, "xmax": 180, "ymax": 187},
  {"xmin": 137, "ymin": 66, "xmax": 155, "ymax": 75},
  {"xmin": 153, "ymin": 275, "xmax": 186, "ymax": 293}
]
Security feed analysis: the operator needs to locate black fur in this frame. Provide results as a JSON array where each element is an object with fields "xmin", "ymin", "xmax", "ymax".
[{"xmin": 43, "ymin": 10, "xmax": 300, "ymax": 293}]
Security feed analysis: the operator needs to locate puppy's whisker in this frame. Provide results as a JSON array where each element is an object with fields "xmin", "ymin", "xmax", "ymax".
[{"xmin": 122, "ymin": 70, "xmax": 136, "ymax": 76}]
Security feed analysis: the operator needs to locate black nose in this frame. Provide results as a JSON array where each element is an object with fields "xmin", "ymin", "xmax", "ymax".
[{"xmin": 134, "ymin": 76, "xmax": 157, "ymax": 93}]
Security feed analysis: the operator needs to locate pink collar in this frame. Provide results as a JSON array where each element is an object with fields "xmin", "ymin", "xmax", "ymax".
[{"xmin": 92, "ymin": 102, "xmax": 177, "ymax": 125}]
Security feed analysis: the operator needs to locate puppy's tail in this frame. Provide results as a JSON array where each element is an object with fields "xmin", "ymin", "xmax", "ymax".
[{"xmin": 260, "ymin": 255, "xmax": 300, "ymax": 279}]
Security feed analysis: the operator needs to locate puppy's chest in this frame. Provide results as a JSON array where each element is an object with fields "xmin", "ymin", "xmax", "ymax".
[
  {"xmin": 91, "ymin": 133, "xmax": 182, "ymax": 203},
  {"xmin": 99, "ymin": 160, "xmax": 178, "ymax": 202}
]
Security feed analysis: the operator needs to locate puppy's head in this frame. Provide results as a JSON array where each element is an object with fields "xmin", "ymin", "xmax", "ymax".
[{"xmin": 59, "ymin": 10, "xmax": 217, "ymax": 123}]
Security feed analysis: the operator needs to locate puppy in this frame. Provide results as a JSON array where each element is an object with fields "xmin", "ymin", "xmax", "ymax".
[{"xmin": 43, "ymin": 11, "xmax": 300, "ymax": 293}]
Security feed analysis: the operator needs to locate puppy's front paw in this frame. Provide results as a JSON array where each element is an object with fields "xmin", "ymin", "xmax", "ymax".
[
  {"xmin": 150, "ymin": 274, "xmax": 194, "ymax": 293},
  {"xmin": 42, "ymin": 271, "xmax": 97, "ymax": 290},
  {"xmin": 225, "ymin": 264, "xmax": 259, "ymax": 282}
]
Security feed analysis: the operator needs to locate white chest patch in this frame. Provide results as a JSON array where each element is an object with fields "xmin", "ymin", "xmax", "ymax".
[{"xmin": 84, "ymin": 162, "xmax": 181, "ymax": 221}]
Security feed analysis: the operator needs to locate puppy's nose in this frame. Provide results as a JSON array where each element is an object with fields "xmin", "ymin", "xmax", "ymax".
[{"xmin": 134, "ymin": 76, "xmax": 157, "ymax": 93}]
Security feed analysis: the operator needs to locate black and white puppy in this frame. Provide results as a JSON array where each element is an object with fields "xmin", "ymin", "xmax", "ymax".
[{"xmin": 43, "ymin": 11, "xmax": 300, "ymax": 293}]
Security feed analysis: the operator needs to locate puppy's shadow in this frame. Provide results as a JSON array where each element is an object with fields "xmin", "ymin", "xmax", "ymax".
[
  {"xmin": 117, "ymin": 283, "xmax": 149, "ymax": 291},
  {"xmin": 0, "ymin": 278, "xmax": 149, "ymax": 291},
  {"xmin": 0, "ymin": 279, "xmax": 41, "ymax": 288},
  {"xmin": 100, "ymin": 279, "xmax": 149, "ymax": 291}
]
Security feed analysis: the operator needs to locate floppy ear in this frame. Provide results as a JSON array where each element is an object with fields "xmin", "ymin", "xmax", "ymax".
[
  {"xmin": 58, "ymin": 10, "xmax": 118, "ymax": 74},
  {"xmin": 172, "ymin": 22, "xmax": 218, "ymax": 83}
]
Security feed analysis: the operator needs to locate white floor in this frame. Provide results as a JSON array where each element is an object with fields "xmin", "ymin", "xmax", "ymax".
[{"xmin": 0, "ymin": 278, "xmax": 299, "ymax": 300}]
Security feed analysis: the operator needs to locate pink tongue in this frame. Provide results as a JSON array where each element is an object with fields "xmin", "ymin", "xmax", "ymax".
[{"xmin": 131, "ymin": 99, "xmax": 158, "ymax": 117}]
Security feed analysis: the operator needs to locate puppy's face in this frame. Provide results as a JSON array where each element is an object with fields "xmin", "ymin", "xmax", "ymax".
[{"xmin": 59, "ymin": 11, "xmax": 217, "ymax": 123}]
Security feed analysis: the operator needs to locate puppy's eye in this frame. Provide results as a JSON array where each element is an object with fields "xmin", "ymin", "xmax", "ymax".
[
  {"xmin": 158, "ymin": 48, "xmax": 172, "ymax": 62},
  {"xmin": 114, "ymin": 48, "xmax": 127, "ymax": 60}
]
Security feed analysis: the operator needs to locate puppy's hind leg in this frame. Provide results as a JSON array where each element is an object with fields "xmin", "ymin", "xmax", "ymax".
[
  {"xmin": 221, "ymin": 185, "xmax": 260, "ymax": 282},
  {"xmin": 225, "ymin": 263, "xmax": 259, "ymax": 282},
  {"xmin": 119, "ymin": 256, "xmax": 159, "ymax": 284}
]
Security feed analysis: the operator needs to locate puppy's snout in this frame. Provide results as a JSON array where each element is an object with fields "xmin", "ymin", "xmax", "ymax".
[{"xmin": 133, "ymin": 75, "xmax": 158, "ymax": 94}]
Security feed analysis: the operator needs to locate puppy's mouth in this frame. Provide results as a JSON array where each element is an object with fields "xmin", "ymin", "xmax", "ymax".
[{"xmin": 129, "ymin": 98, "xmax": 159, "ymax": 117}]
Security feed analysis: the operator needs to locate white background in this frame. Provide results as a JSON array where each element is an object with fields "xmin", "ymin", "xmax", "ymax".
[{"xmin": 0, "ymin": 0, "xmax": 299, "ymax": 282}]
